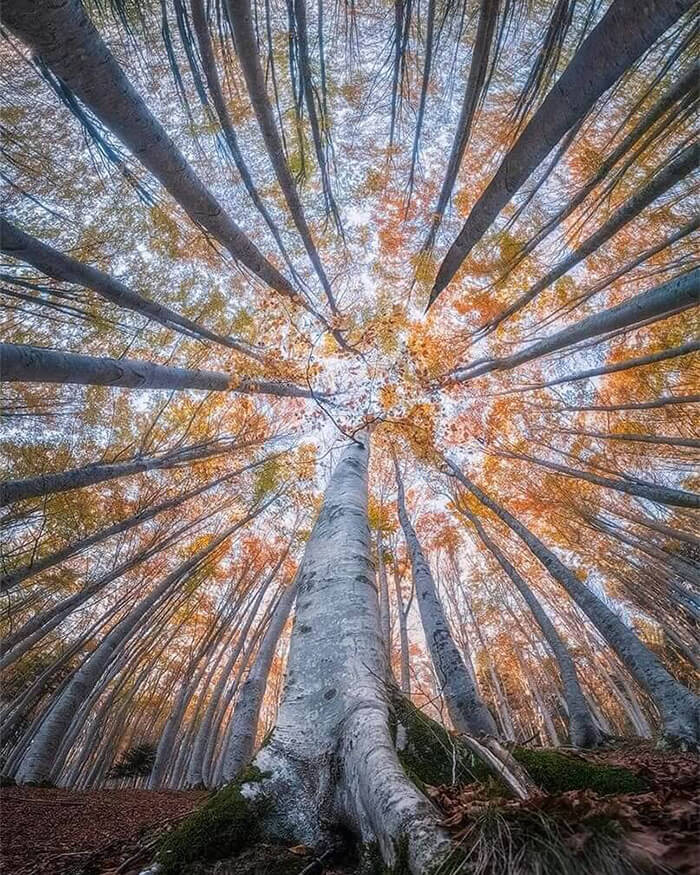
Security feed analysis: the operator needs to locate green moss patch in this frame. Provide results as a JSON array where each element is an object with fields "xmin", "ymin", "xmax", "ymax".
[
  {"xmin": 157, "ymin": 782, "xmax": 266, "ymax": 874},
  {"xmin": 390, "ymin": 694, "xmax": 647, "ymax": 796}
]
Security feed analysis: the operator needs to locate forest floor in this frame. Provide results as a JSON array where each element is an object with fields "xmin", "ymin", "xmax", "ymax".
[{"xmin": 1, "ymin": 744, "xmax": 697, "ymax": 875}]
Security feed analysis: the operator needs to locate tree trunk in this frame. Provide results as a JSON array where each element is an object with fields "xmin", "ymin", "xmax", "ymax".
[
  {"xmin": 13, "ymin": 504, "xmax": 271, "ymax": 784},
  {"xmin": 394, "ymin": 568, "xmax": 412, "ymax": 696},
  {"xmin": 430, "ymin": 0, "xmax": 695, "ymax": 302},
  {"xmin": 0, "ymin": 219, "xmax": 263, "ymax": 361},
  {"xmin": 0, "ymin": 0, "xmax": 301, "ymax": 304},
  {"xmin": 421, "ymin": 0, "xmax": 499, "ymax": 253},
  {"xmin": 0, "ymin": 456, "xmax": 272, "ymax": 588},
  {"xmin": 0, "ymin": 435, "xmax": 259, "ymax": 508},
  {"xmin": 1, "ymin": 343, "xmax": 315, "ymax": 398},
  {"xmin": 394, "ymin": 459, "xmax": 498, "ymax": 736},
  {"xmin": 224, "ymin": 0, "xmax": 338, "ymax": 313},
  {"xmin": 188, "ymin": 0, "xmax": 298, "ymax": 280},
  {"xmin": 447, "ymin": 459, "xmax": 700, "ymax": 746},
  {"xmin": 494, "ymin": 447, "xmax": 700, "ymax": 509},
  {"xmin": 234, "ymin": 436, "xmax": 452, "ymax": 872},
  {"xmin": 454, "ymin": 269, "xmax": 699, "ymax": 380},
  {"xmin": 518, "ymin": 339, "xmax": 700, "ymax": 392},
  {"xmin": 376, "ymin": 529, "xmax": 393, "ymax": 664},
  {"xmin": 479, "ymin": 145, "xmax": 699, "ymax": 330},
  {"xmin": 221, "ymin": 577, "xmax": 298, "ymax": 781},
  {"xmin": 458, "ymin": 503, "xmax": 601, "ymax": 747}
]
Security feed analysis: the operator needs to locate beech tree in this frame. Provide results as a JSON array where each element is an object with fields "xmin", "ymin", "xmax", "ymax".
[{"xmin": 1, "ymin": 1, "xmax": 698, "ymax": 872}]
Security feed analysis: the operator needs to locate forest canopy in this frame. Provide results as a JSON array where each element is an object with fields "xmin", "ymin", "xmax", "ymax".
[{"xmin": 0, "ymin": 0, "xmax": 698, "ymax": 873}]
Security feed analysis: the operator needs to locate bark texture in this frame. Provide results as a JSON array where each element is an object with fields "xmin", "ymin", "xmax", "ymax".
[
  {"xmin": 394, "ymin": 460, "xmax": 498, "ymax": 736},
  {"xmin": 237, "ymin": 436, "xmax": 452, "ymax": 872},
  {"xmin": 447, "ymin": 459, "xmax": 700, "ymax": 745}
]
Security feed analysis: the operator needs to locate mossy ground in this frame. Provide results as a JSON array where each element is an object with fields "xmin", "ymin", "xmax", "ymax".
[
  {"xmin": 157, "ymin": 767, "xmax": 271, "ymax": 874},
  {"xmin": 391, "ymin": 694, "xmax": 647, "ymax": 795}
]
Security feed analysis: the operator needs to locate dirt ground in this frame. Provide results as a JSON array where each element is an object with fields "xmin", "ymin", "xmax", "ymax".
[{"xmin": 1, "ymin": 745, "xmax": 698, "ymax": 874}]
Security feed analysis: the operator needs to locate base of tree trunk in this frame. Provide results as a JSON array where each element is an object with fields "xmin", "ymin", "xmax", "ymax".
[{"xmin": 152, "ymin": 694, "xmax": 657, "ymax": 874}]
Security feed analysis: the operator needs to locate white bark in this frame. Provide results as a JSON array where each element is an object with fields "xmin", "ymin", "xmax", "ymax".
[
  {"xmin": 394, "ymin": 460, "xmax": 498, "ymax": 736},
  {"xmin": 237, "ymin": 436, "xmax": 452, "ymax": 872},
  {"xmin": 221, "ymin": 578, "xmax": 298, "ymax": 781}
]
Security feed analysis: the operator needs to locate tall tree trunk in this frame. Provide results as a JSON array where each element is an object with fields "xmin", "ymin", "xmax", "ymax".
[
  {"xmin": 0, "ymin": 435, "xmax": 260, "ymax": 508},
  {"xmin": 454, "ymin": 269, "xmax": 699, "ymax": 380},
  {"xmin": 1, "ymin": 456, "xmax": 273, "ymax": 588},
  {"xmin": 393, "ymin": 567, "xmax": 412, "ymax": 696},
  {"xmin": 430, "ymin": 0, "xmax": 695, "ymax": 303},
  {"xmin": 224, "ymin": 0, "xmax": 338, "ymax": 313},
  {"xmin": 188, "ymin": 0, "xmax": 299, "ymax": 279},
  {"xmin": 420, "ymin": 0, "xmax": 499, "ymax": 253},
  {"xmin": 0, "ymin": 343, "xmax": 315, "ymax": 398},
  {"xmin": 494, "ymin": 447, "xmax": 700, "ymax": 509},
  {"xmin": 13, "ymin": 503, "xmax": 271, "ymax": 784},
  {"xmin": 479, "ymin": 145, "xmax": 699, "ymax": 331},
  {"xmin": 393, "ymin": 459, "xmax": 497, "ymax": 736},
  {"xmin": 457, "ymin": 503, "xmax": 601, "ymax": 746},
  {"xmin": 446, "ymin": 459, "xmax": 700, "ymax": 745},
  {"xmin": 376, "ymin": 529, "xmax": 393, "ymax": 664},
  {"xmin": 234, "ymin": 436, "xmax": 452, "ymax": 871},
  {"xmin": 0, "ymin": 0, "xmax": 301, "ymax": 304},
  {"xmin": 517, "ymin": 339, "xmax": 700, "ymax": 392},
  {"xmin": 221, "ymin": 577, "xmax": 298, "ymax": 781},
  {"xmin": 0, "ymin": 219, "xmax": 263, "ymax": 361}
]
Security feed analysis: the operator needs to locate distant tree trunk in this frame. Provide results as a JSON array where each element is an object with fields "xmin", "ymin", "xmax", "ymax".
[
  {"xmin": 0, "ymin": 456, "xmax": 271, "ymax": 588},
  {"xmin": 447, "ymin": 459, "xmax": 700, "ymax": 745},
  {"xmin": 493, "ymin": 447, "xmax": 700, "ymax": 509},
  {"xmin": 393, "ymin": 567, "xmax": 412, "ymax": 696},
  {"xmin": 519, "ymin": 339, "xmax": 700, "ymax": 392},
  {"xmin": 234, "ymin": 436, "xmax": 452, "ymax": 871},
  {"xmin": 148, "ymin": 622, "xmax": 223, "ymax": 789},
  {"xmin": 0, "ymin": 0, "xmax": 301, "ymax": 304},
  {"xmin": 376, "ymin": 529, "xmax": 393, "ymax": 664},
  {"xmin": 221, "ymin": 577, "xmax": 298, "ymax": 781},
  {"xmin": 458, "ymin": 503, "xmax": 602, "ymax": 747},
  {"xmin": 479, "ymin": 146, "xmax": 698, "ymax": 331},
  {"xmin": 394, "ymin": 459, "xmax": 498, "ymax": 736},
  {"xmin": 454, "ymin": 269, "xmax": 699, "ymax": 380},
  {"xmin": 0, "ymin": 219, "xmax": 263, "ymax": 360},
  {"xmin": 0, "ymin": 434, "xmax": 260, "ymax": 508},
  {"xmin": 13, "ymin": 505, "xmax": 269, "ymax": 784},
  {"xmin": 430, "ymin": 0, "xmax": 695, "ymax": 302}
]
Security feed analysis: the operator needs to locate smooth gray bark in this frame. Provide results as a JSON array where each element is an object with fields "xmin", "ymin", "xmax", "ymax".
[
  {"xmin": 447, "ymin": 459, "xmax": 700, "ymax": 745},
  {"xmin": 1, "ymin": 343, "xmax": 315, "ymax": 398},
  {"xmin": 458, "ymin": 503, "xmax": 601, "ymax": 747},
  {"xmin": 0, "ymin": 435, "xmax": 258, "ymax": 508},
  {"xmin": 14, "ymin": 501, "xmax": 273, "ymax": 784},
  {"xmin": 221, "ymin": 577, "xmax": 298, "ymax": 781},
  {"xmin": 0, "ymin": 219, "xmax": 263, "ymax": 360},
  {"xmin": 394, "ymin": 459, "xmax": 497, "ymax": 736},
  {"xmin": 454, "ymin": 269, "xmax": 699, "ymax": 380},
  {"xmin": 238, "ymin": 436, "xmax": 452, "ymax": 872},
  {"xmin": 0, "ymin": 0, "xmax": 300, "ymax": 303},
  {"xmin": 430, "ymin": 0, "xmax": 695, "ymax": 302}
]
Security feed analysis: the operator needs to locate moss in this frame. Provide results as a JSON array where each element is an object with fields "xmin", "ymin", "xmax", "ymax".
[
  {"xmin": 512, "ymin": 748, "xmax": 647, "ymax": 795},
  {"xmin": 390, "ymin": 693, "xmax": 647, "ymax": 796},
  {"xmin": 157, "ymin": 781, "xmax": 268, "ymax": 874}
]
